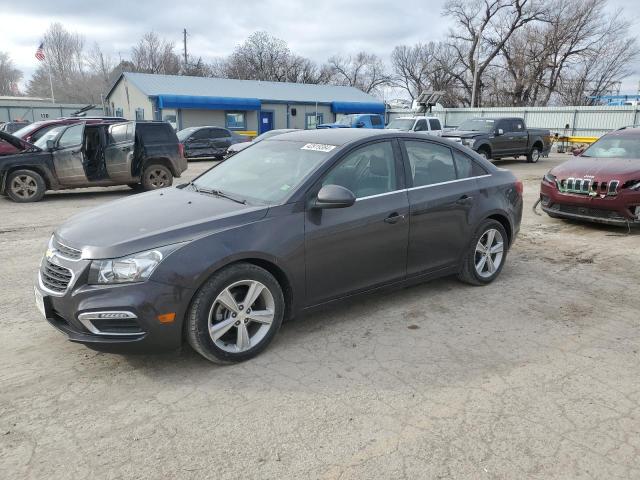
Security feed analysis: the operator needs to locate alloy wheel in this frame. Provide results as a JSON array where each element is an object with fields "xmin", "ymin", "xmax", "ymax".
[
  {"xmin": 147, "ymin": 169, "xmax": 169, "ymax": 188},
  {"xmin": 474, "ymin": 228, "xmax": 504, "ymax": 278},
  {"xmin": 10, "ymin": 174, "xmax": 38, "ymax": 200},
  {"xmin": 208, "ymin": 280, "xmax": 275, "ymax": 353}
]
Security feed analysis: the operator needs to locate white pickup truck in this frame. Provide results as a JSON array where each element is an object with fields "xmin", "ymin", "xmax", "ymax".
[{"xmin": 385, "ymin": 116, "xmax": 443, "ymax": 136}]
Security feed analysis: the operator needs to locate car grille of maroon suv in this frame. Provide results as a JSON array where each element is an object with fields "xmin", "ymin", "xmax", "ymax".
[{"xmin": 556, "ymin": 177, "xmax": 620, "ymax": 197}]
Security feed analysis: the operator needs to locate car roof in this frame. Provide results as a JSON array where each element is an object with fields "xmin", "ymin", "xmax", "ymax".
[
  {"xmin": 268, "ymin": 128, "xmax": 395, "ymax": 146},
  {"xmin": 611, "ymin": 126, "xmax": 640, "ymax": 136}
]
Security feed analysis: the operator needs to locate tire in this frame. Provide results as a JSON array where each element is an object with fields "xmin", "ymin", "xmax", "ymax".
[
  {"xmin": 527, "ymin": 145, "xmax": 541, "ymax": 163},
  {"xmin": 458, "ymin": 219, "xmax": 508, "ymax": 286},
  {"xmin": 186, "ymin": 263, "xmax": 285, "ymax": 364},
  {"xmin": 477, "ymin": 148, "xmax": 491, "ymax": 161},
  {"xmin": 5, "ymin": 169, "xmax": 46, "ymax": 203},
  {"xmin": 141, "ymin": 164, "xmax": 173, "ymax": 191}
]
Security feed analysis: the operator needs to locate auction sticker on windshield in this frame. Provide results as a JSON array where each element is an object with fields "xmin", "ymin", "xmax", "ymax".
[{"xmin": 301, "ymin": 143, "xmax": 336, "ymax": 152}]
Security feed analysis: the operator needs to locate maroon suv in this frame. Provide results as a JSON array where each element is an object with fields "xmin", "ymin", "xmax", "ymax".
[
  {"xmin": 540, "ymin": 126, "xmax": 640, "ymax": 226},
  {"xmin": 12, "ymin": 116, "xmax": 125, "ymax": 144}
]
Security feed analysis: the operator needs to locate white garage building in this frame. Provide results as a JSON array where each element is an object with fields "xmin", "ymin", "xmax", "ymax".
[{"xmin": 105, "ymin": 72, "xmax": 385, "ymax": 135}]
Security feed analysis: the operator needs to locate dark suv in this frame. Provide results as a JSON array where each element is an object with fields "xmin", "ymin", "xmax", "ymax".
[
  {"xmin": 1, "ymin": 121, "xmax": 187, "ymax": 202},
  {"xmin": 177, "ymin": 126, "xmax": 249, "ymax": 160}
]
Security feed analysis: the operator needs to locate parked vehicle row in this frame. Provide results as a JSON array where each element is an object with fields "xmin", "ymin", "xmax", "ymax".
[
  {"xmin": 34, "ymin": 129, "xmax": 523, "ymax": 363},
  {"xmin": 317, "ymin": 114, "xmax": 385, "ymax": 129},
  {"xmin": 1, "ymin": 121, "xmax": 186, "ymax": 202}
]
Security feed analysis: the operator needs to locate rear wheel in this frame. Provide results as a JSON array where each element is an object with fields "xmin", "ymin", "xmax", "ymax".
[
  {"xmin": 458, "ymin": 219, "xmax": 508, "ymax": 286},
  {"xmin": 6, "ymin": 169, "xmax": 46, "ymax": 203},
  {"xmin": 477, "ymin": 148, "xmax": 491, "ymax": 161},
  {"xmin": 141, "ymin": 164, "xmax": 173, "ymax": 191},
  {"xmin": 186, "ymin": 263, "xmax": 285, "ymax": 364},
  {"xmin": 527, "ymin": 145, "xmax": 541, "ymax": 163}
]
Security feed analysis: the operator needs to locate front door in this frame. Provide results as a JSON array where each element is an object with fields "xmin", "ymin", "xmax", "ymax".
[
  {"xmin": 104, "ymin": 122, "xmax": 136, "ymax": 182},
  {"xmin": 401, "ymin": 140, "xmax": 479, "ymax": 274},
  {"xmin": 304, "ymin": 140, "xmax": 409, "ymax": 305},
  {"xmin": 52, "ymin": 123, "xmax": 88, "ymax": 186},
  {"xmin": 260, "ymin": 111, "xmax": 274, "ymax": 134},
  {"xmin": 491, "ymin": 119, "xmax": 512, "ymax": 157}
]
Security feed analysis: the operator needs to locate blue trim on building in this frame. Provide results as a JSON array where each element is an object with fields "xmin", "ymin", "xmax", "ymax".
[
  {"xmin": 331, "ymin": 101, "xmax": 385, "ymax": 114},
  {"xmin": 156, "ymin": 94, "xmax": 261, "ymax": 111}
]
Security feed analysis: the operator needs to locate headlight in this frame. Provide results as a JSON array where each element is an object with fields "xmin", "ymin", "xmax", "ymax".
[
  {"xmin": 88, "ymin": 244, "xmax": 184, "ymax": 285},
  {"xmin": 543, "ymin": 172, "xmax": 556, "ymax": 185},
  {"xmin": 628, "ymin": 180, "xmax": 640, "ymax": 191},
  {"xmin": 461, "ymin": 138, "xmax": 473, "ymax": 146}
]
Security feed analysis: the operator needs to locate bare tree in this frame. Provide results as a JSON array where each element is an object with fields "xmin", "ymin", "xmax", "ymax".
[
  {"xmin": 327, "ymin": 52, "xmax": 391, "ymax": 94},
  {"xmin": 131, "ymin": 32, "xmax": 181, "ymax": 75},
  {"xmin": 0, "ymin": 52, "xmax": 22, "ymax": 95},
  {"xmin": 444, "ymin": 0, "xmax": 548, "ymax": 106}
]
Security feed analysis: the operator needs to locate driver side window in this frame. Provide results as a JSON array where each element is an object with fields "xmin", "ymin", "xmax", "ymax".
[
  {"xmin": 322, "ymin": 141, "xmax": 397, "ymax": 199},
  {"xmin": 58, "ymin": 124, "xmax": 83, "ymax": 148}
]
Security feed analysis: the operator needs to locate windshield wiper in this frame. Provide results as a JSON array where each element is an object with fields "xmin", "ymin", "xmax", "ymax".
[{"xmin": 192, "ymin": 184, "xmax": 247, "ymax": 204}]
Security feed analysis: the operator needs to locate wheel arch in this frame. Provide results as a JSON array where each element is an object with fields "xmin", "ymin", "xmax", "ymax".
[
  {"xmin": 485, "ymin": 212, "xmax": 513, "ymax": 246},
  {"xmin": 476, "ymin": 142, "xmax": 492, "ymax": 156},
  {"xmin": 142, "ymin": 156, "xmax": 179, "ymax": 177},
  {"xmin": 2, "ymin": 165, "xmax": 53, "ymax": 191}
]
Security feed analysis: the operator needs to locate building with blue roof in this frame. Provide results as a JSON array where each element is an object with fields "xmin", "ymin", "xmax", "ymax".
[{"xmin": 105, "ymin": 72, "xmax": 385, "ymax": 134}]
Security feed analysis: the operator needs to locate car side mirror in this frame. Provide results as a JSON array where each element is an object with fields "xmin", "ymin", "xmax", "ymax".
[
  {"xmin": 355, "ymin": 121, "xmax": 365, "ymax": 128},
  {"xmin": 314, "ymin": 184, "xmax": 356, "ymax": 209},
  {"xmin": 46, "ymin": 139, "xmax": 55, "ymax": 151},
  {"xmin": 496, "ymin": 129, "xmax": 504, "ymax": 136}
]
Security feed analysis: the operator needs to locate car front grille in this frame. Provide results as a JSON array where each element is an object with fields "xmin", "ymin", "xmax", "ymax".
[
  {"xmin": 40, "ymin": 259, "xmax": 73, "ymax": 293},
  {"xmin": 557, "ymin": 178, "xmax": 620, "ymax": 197},
  {"xmin": 52, "ymin": 238, "xmax": 82, "ymax": 260}
]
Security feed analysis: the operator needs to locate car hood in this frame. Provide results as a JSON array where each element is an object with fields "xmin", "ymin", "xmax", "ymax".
[
  {"xmin": 55, "ymin": 187, "xmax": 269, "ymax": 259},
  {"xmin": 441, "ymin": 130, "xmax": 484, "ymax": 138},
  {"xmin": 550, "ymin": 156, "xmax": 640, "ymax": 181},
  {"xmin": 0, "ymin": 131, "xmax": 41, "ymax": 155}
]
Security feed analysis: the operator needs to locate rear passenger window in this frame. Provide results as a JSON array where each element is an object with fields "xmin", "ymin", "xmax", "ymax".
[
  {"xmin": 404, "ymin": 141, "xmax": 456, "ymax": 186},
  {"xmin": 513, "ymin": 120, "xmax": 524, "ymax": 131},
  {"xmin": 210, "ymin": 129, "xmax": 230, "ymax": 139},
  {"xmin": 429, "ymin": 119, "xmax": 441, "ymax": 131},
  {"xmin": 137, "ymin": 125, "xmax": 172, "ymax": 144},
  {"xmin": 414, "ymin": 119, "xmax": 427, "ymax": 131},
  {"xmin": 323, "ymin": 141, "xmax": 397, "ymax": 199},
  {"xmin": 371, "ymin": 116, "xmax": 382, "ymax": 126},
  {"xmin": 191, "ymin": 129, "xmax": 211, "ymax": 140},
  {"xmin": 453, "ymin": 150, "xmax": 487, "ymax": 178}
]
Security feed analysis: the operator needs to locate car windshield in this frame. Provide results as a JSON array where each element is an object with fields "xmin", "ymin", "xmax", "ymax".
[
  {"xmin": 176, "ymin": 127, "xmax": 198, "ymax": 142},
  {"xmin": 12, "ymin": 122, "xmax": 44, "ymax": 139},
  {"xmin": 336, "ymin": 115, "xmax": 356, "ymax": 126},
  {"xmin": 581, "ymin": 135, "xmax": 640, "ymax": 159},
  {"xmin": 192, "ymin": 140, "xmax": 334, "ymax": 204},
  {"xmin": 386, "ymin": 119, "xmax": 415, "ymax": 130},
  {"xmin": 33, "ymin": 126, "xmax": 66, "ymax": 149},
  {"xmin": 458, "ymin": 118, "xmax": 496, "ymax": 132}
]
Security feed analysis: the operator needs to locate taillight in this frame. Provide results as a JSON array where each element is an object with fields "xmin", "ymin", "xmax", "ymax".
[
  {"xmin": 178, "ymin": 143, "xmax": 185, "ymax": 158},
  {"xmin": 515, "ymin": 180, "xmax": 523, "ymax": 196}
]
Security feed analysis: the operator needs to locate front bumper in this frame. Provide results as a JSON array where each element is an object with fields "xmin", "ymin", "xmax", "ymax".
[
  {"xmin": 540, "ymin": 181, "xmax": 640, "ymax": 226},
  {"xmin": 35, "ymin": 261, "xmax": 195, "ymax": 353}
]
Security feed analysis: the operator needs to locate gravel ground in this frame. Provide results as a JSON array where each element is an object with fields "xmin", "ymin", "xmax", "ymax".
[{"xmin": 1, "ymin": 153, "xmax": 639, "ymax": 479}]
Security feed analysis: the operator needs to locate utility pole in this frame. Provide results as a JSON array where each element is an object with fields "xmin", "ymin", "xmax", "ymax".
[
  {"xmin": 183, "ymin": 28, "xmax": 188, "ymax": 67},
  {"xmin": 470, "ymin": 27, "xmax": 484, "ymax": 109}
]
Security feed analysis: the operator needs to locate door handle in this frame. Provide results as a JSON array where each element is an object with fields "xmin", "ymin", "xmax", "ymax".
[
  {"xmin": 384, "ymin": 213, "xmax": 405, "ymax": 224},
  {"xmin": 456, "ymin": 195, "xmax": 473, "ymax": 205}
]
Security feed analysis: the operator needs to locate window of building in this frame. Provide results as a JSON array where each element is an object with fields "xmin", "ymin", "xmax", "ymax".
[
  {"xmin": 429, "ymin": 118, "xmax": 442, "ymax": 131},
  {"xmin": 322, "ymin": 141, "xmax": 397, "ymax": 198},
  {"xmin": 371, "ymin": 115, "xmax": 382, "ymax": 126},
  {"xmin": 305, "ymin": 113, "xmax": 324, "ymax": 129},
  {"xmin": 226, "ymin": 112, "xmax": 246, "ymax": 130},
  {"xmin": 404, "ymin": 140, "xmax": 456, "ymax": 187},
  {"xmin": 115, "ymin": 107, "xmax": 124, "ymax": 117},
  {"xmin": 135, "ymin": 108, "xmax": 144, "ymax": 120}
]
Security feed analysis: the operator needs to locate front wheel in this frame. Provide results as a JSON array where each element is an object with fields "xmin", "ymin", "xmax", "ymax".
[
  {"xmin": 6, "ymin": 169, "xmax": 46, "ymax": 203},
  {"xmin": 458, "ymin": 220, "xmax": 508, "ymax": 286},
  {"xmin": 186, "ymin": 263, "xmax": 285, "ymax": 364},
  {"xmin": 141, "ymin": 164, "xmax": 173, "ymax": 191},
  {"xmin": 527, "ymin": 146, "xmax": 541, "ymax": 163},
  {"xmin": 477, "ymin": 149, "xmax": 491, "ymax": 161}
]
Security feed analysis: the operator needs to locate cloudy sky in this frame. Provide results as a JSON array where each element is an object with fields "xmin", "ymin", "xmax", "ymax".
[{"xmin": 3, "ymin": 0, "xmax": 639, "ymax": 94}]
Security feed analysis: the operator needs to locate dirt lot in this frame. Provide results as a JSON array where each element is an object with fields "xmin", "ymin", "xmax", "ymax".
[{"xmin": 1, "ymin": 154, "xmax": 639, "ymax": 479}]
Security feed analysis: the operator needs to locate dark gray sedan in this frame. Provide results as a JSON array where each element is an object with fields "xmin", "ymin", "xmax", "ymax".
[{"xmin": 35, "ymin": 129, "xmax": 523, "ymax": 363}]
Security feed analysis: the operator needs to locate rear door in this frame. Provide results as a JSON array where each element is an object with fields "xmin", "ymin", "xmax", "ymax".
[
  {"xmin": 104, "ymin": 122, "xmax": 136, "ymax": 182},
  {"xmin": 52, "ymin": 123, "xmax": 87, "ymax": 186},
  {"xmin": 401, "ymin": 139, "xmax": 482, "ymax": 275}
]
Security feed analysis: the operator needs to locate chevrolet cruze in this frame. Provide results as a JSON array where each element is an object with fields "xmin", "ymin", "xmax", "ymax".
[{"xmin": 35, "ymin": 129, "xmax": 522, "ymax": 363}]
